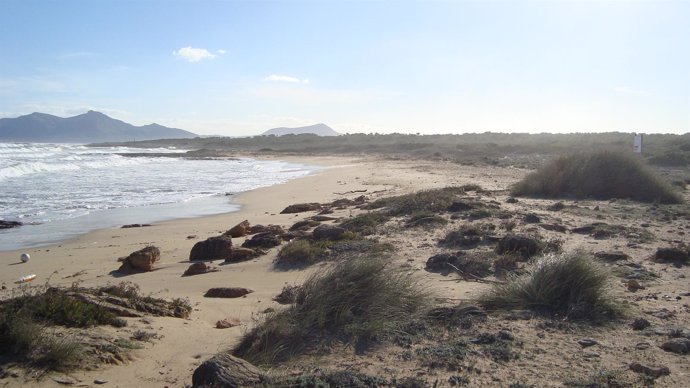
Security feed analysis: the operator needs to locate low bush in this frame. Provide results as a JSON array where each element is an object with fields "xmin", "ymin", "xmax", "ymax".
[
  {"xmin": 339, "ymin": 212, "xmax": 390, "ymax": 235},
  {"xmin": 234, "ymin": 257, "xmax": 433, "ymax": 364},
  {"xmin": 406, "ymin": 212, "xmax": 448, "ymax": 228},
  {"xmin": 274, "ymin": 239, "xmax": 327, "ymax": 268},
  {"xmin": 511, "ymin": 151, "xmax": 683, "ymax": 204},
  {"xmin": 366, "ymin": 186, "xmax": 468, "ymax": 215},
  {"xmin": 440, "ymin": 223, "xmax": 496, "ymax": 248},
  {"xmin": 480, "ymin": 251, "xmax": 622, "ymax": 322}
]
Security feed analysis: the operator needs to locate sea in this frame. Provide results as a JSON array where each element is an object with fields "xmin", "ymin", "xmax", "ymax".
[{"xmin": 0, "ymin": 143, "xmax": 319, "ymax": 251}]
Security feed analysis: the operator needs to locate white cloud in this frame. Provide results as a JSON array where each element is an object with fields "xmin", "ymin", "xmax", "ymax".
[
  {"xmin": 263, "ymin": 74, "xmax": 309, "ymax": 84},
  {"xmin": 216, "ymin": 49, "xmax": 227, "ymax": 55},
  {"xmin": 173, "ymin": 46, "xmax": 217, "ymax": 62}
]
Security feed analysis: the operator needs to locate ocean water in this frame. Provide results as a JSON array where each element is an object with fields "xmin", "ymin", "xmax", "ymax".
[{"xmin": 0, "ymin": 143, "xmax": 318, "ymax": 250}]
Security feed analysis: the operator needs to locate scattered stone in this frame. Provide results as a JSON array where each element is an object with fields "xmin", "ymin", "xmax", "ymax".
[
  {"xmin": 187, "ymin": 235, "xmax": 197, "ymax": 239},
  {"xmin": 629, "ymin": 363, "xmax": 670, "ymax": 379},
  {"xmin": 310, "ymin": 215, "xmax": 338, "ymax": 222},
  {"xmin": 523, "ymin": 213, "xmax": 540, "ymax": 223},
  {"xmin": 225, "ymin": 220, "xmax": 251, "ymax": 238},
  {"xmin": 223, "ymin": 247, "xmax": 260, "ymax": 263},
  {"xmin": 190, "ymin": 236, "xmax": 233, "ymax": 261},
  {"xmin": 578, "ymin": 339, "xmax": 598, "ymax": 348},
  {"xmin": 117, "ymin": 246, "xmax": 160, "ymax": 273},
  {"xmin": 636, "ymin": 342, "xmax": 651, "ymax": 350},
  {"xmin": 448, "ymin": 200, "xmax": 475, "ymax": 212},
  {"xmin": 183, "ymin": 262, "xmax": 218, "ymax": 277},
  {"xmin": 249, "ymin": 224, "xmax": 284, "ymax": 235},
  {"xmin": 540, "ymin": 224, "xmax": 567, "ymax": 233},
  {"xmin": 547, "ymin": 202, "xmax": 565, "ymax": 211},
  {"xmin": 94, "ymin": 379, "xmax": 108, "ymax": 385},
  {"xmin": 204, "ymin": 287, "xmax": 253, "ymax": 298},
  {"xmin": 583, "ymin": 352, "xmax": 600, "ymax": 359},
  {"xmin": 313, "ymin": 224, "xmax": 346, "ymax": 240},
  {"xmin": 653, "ymin": 247, "xmax": 689, "ymax": 266},
  {"xmin": 595, "ymin": 251, "xmax": 630, "ymax": 262},
  {"xmin": 121, "ymin": 223, "xmax": 152, "ymax": 228},
  {"xmin": 241, "ymin": 232, "xmax": 281, "ymax": 249},
  {"xmin": 191, "ymin": 353, "xmax": 265, "ymax": 387},
  {"xmin": 506, "ymin": 197, "xmax": 518, "ymax": 204},
  {"xmin": 289, "ymin": 220, "xmax": 320, "ymax": 231},
  {"xmin": 661, "ymin": 338, "xmax": 690, "ymax": 354},
  {"xmin": 215, "ymin": 318, "xmax": 242, "ymax": 329},
  {"xmin": 495, "ymin": 235, "xmax": 539, "ymax": 258},
  {"xmin": 53, "ymin": 377, "xmax": 77, "ymax": 385},
  {"xmin": 280, "ymin": 203, "xmax": 321, "ymax": 214},
  {"xmin": 646, "ymin": 308, "xmax": 675, "ymax": 320},
  {"xmin": 0, "ymin": 220, "xmax": 22, "ymax": 229},
  {"xmin": 632, "ymin": 317, "xmax": 651, "ymax": 330}
]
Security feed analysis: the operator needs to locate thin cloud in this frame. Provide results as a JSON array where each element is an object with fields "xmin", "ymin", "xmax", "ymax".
[
  {"xmin": 614, "ymin": 86, "xmax": 652, "ymax": 97},
  {"xmin": 216, "ymin": 49, "xmax": 227, "ymax": 55},
  {"xmin": 173, "ymin": 46, "xmax": 217, "ymax": 63},
  {"xmin": 264, "ymin": 74, "xmax": 310, "ymax": 84}
]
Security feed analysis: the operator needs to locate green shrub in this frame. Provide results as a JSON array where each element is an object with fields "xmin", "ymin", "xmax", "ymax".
[
  {"xmin": 234, "ymin": 257, "xmax": 433, "ymax": 364},
  {"xmin": 274, "ymin": 239, "xmax": 327, "ymax": 268},
  {"xmin": 339, "ymin": 212, "xmax": 390, "ymax": 235},
  {"xmin": 480, "ymin": 252, "xmax": 622, "ymax": 322},
  {"xmin": 367, "ymin": 186, "xmax": 467, "ymax": 215},
  {"xmin": 511, "ymin": 151, "xmax": 683, "ymax": 203}
]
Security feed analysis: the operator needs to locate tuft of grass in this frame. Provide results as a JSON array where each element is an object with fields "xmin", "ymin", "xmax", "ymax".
[
  {"xmin": 480, "ymin": 251, "xmax": 623, "ymax": 322},
  {"xmin": 339, "ymin": 212, "xmax": 390, "ymax": 235},
  {"xmin": 406, "ymin": 211, "xmax": 448, "ymax": 228},
  {"xmin": 511, "ymin": 151, "xmax": 683, "ymax": 204},
  {"xmin": 366, "ymin": 186, "xmax": 468, "ymax": 215},
  {"xmin": 440, "ymin": 222, "xmax": 496, "ymax": 248},
  {"xmin": 234, "ymin": 257, "xmax": 433, "ymax": 365},
  {"xmin": 274, "ymin": 239, "xmax": 327, "ymax": 268}
]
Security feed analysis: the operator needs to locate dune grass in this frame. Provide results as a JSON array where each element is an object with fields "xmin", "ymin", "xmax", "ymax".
[
  {"xmin": 366, "ymin": 186, "xmax": 471, "ymax": 215},
  {"xmin": 234, "ymin": 257, "xmax": 433, "ymax": 365},
  {"xmin": 511, "ymin": 151, "xmax": 683, "ymax": 204},
  {"xmin": 479, "ymin": 251, "xmax": 623, "ymax": 322}
]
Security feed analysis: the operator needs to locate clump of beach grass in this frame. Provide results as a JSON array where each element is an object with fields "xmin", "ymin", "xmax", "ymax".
[
  {"xmin": 274, "ymin": 239, "xmax": 327, "ymax": 268},
  {"xmin": 480, "ymin": 251, "xmax": 623, "ymax": 322},
  {"xmin": 511, "ymin": 151, "xmax": 683, "ymax": 204},
  {"xmin": 366, "ymin": 186, "xmax": 470, "ymax": 215},
  {"xmin": 234, "ymin": 257, "xmax": 433, "ymax": 364}
]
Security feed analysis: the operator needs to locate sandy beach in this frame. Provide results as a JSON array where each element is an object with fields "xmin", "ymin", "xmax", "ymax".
[
  {"xmin": 0, "ymin": 155, "xmax": 513, "ymax": 387},
  {"xmin": 2, "ymin": 154, "xmax": 689, "ymax": 387}
]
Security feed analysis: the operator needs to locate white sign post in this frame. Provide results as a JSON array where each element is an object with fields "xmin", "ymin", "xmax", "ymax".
[{"xmin": 633, "ymin": 133, "xmax": 643, "ymax": 153}]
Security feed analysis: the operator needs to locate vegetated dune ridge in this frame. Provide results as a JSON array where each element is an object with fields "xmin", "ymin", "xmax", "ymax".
[{"xmin": 0, "ymin": 151, "xmax": 689, "ymax": 387}]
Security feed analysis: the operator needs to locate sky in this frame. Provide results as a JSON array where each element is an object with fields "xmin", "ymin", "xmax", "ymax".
[{"xmin": 1, "ymin": 0, "xmax": 688, "ymax": 136}]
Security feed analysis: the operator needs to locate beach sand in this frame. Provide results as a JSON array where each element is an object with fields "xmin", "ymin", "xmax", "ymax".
[{"xmin": 1, "ymin": 155, "xmax": 689, "ymax": 387}]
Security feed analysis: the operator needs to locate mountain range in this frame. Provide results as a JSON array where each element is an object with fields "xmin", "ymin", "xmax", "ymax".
[
  {"xmin": 0, "ymin": 111, "xmax": 197, "ymax": 143},
  {"xmin": 262, "ymin": 123, "xmax": 340, "ymax": 137}
]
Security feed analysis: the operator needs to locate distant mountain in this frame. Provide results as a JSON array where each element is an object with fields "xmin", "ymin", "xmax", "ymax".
[
  {"xmin": 0, "ymin": 111, "xmax": 197, "ymax": 143},
  {"xmin": 262, "ymin": 123, "xmax": 340, "ymax": 137}
]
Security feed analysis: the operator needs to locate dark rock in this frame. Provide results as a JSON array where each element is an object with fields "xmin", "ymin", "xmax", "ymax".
[
  {"xmin": 425, "ymin": 253, "xmax": 462, "ymax": 274},
  {"xmin": 507, "ymin": 310, "xmax": 533, "ymax": 320},
  {"xmin": 547, "ymin": 202, "xmax": 566, "ymax": 211},
  {"xmin": 313, "ymin": 224, "xmax": 346, "ymax": 240},
  {"xmin": 223, "ymin": 247, "xmax": 260, "ymax": 263},
  {"xmin": 241, "ymin": 232, "xmax": 281, "ymax": 249},
  {"xmin": 495, "ymin": 235, "xmax": 540, "ymax": 258},
  {"xmin": 289, "ymin": 220, "xmax": 320, "ymax": 231},
  {"xmin": 280, "ymin": 203, "xmax": 321, "ymax": 214},
  {"xmin": 572, "ymin": 223, "xmax": 607, "ymax": 234},
  {"xmin": 121, "ymin": 223, "xmax": 152, "ymax": 228},
  {"xmin": 204, "ymin": 287, "xmax": 253, "ymax": 298},
  {"xmin": 190, "ymin": 236, "xmax": 233, "ymax": 261},
  {"xmin": 111, "ymin": 318, "xmax": 128, "ymax": 328},
  {"xmin": 0, "ymin": 220, "xmax": 22, "ymax": 229},
  {"xmin": 578, "ymin": 339, "xmax": 598, "ymax": 347},
  {"xmin": 225, "ymin": 220, "xmax": 251, "ymax": 238},
  {"xmin": 249, "ymin": 224, "xmax": 284, "ymax": 236},
  {"xmin": 448, "ymin": 201, "xmax": 475, "ymax": 212},
  {"xmin": 523, "ymin": 213, "xmax": 541, "ymax": 223},
  {"xmin": 331, "ymin": 198, "xmax": 355, "ymax": 207},
  {"xmin": 540, "ymin": 224, "xmax": 567, "ymax": 233},
  {"xmin": 118, "ymin": 246, "xmax": 160, "ymax": 273},
  {"xmin": 646, "ymin": 308, "xmax": 675, "ymax": 320},
  {"xmin": 498, "ymin": 330, "xmax": 514, "ymax": 341},
  {"xmin": 629, "ymin": 362, "xmax": 670, "ymax": 378},
  {"xmin": 635, "ymin": 342, "xmax": 651, "ymax": 350},
  {"xmin": 183, "ymin": 262, "xmax": 218, "ymax": 277},
  {"xmin": 653, "ymin": 247, "xmax": 689, "ymax": 266},
  {"xmin": 595, "ymin": 251, "xmax": 630, "ymax": 262},
  {"xmin": 661, "ymin": 338, "xmax": 690, "ymax": 354},
  {"xmin": 506, "ymin": 197, "xmax": 518, "ymax": 204},
  {"xmin": 627, "ymin": 279, "xmax": 645, "ymax": 291},
  {"xmin": 192, "ymin": 353, "xmax": 264, "ymax": 387},
  {"xmin": 310, "ymin": 215, "xmax": 338, "ymax": 222}
]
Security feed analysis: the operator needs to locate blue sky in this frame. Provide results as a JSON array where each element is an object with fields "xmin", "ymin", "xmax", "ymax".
[{"xmin": 1, "ymin": 0, "xmax": 688, "ymax": 136}]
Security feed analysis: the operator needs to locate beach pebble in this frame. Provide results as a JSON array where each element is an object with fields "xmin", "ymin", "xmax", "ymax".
[{"xmin": 20, "ymin": 253, "xmax": 30, "ymax": 263}]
